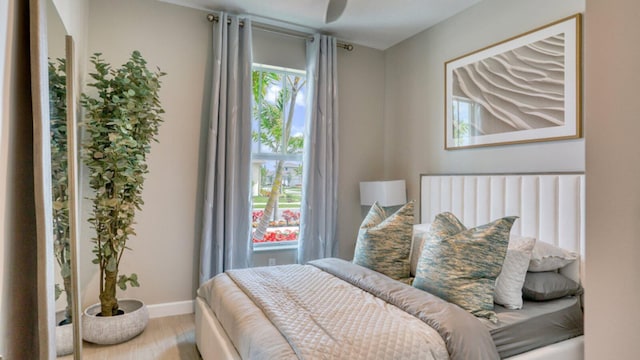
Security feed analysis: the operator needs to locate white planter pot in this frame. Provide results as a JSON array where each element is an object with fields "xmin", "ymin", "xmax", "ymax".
[
  {"xmin": 82, "ymin": 298, "xmax": 149, "ymax": 345},
  {"xmin": 55, "ymin": 310, "xmax": 73, "ymax": 356}
]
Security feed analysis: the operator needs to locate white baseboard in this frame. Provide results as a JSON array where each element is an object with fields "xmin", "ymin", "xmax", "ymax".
[{"xmin": 147, "ymin": 299, "xmax": 194, "ymax": 319}]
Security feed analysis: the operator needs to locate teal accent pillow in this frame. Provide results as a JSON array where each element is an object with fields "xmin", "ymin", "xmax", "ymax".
[
  {"xmin": 428, "ymin": 211, "xmax": 467, "ymax": 238},
  {"xmin": 353, "ymin": 201, "xmax": 414, "ymax": 281},
  {"xmin": 413, "ymin": 212, "xmax": 517, "ymax": 322}
]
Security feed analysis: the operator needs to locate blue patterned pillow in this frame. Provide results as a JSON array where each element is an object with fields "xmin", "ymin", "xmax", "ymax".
[
  {"xmin": 413, "ymin": 212, "xmax": 517, "ymax": 322},
  {"xmin": 429, "ymin": 211, "xmax": 466, "ymax": 238},
  {"xmin": 353, "ymin": 201, "xmax": 414, "ymax": 281}
]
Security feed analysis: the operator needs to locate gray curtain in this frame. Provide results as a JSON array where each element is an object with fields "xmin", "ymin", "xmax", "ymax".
[
  {"xmin": 298, "ymin": 34, "xmax": 339, "ymax": 264},
  {"xmin": 0, "ymin": 0, "xmax": 42, "ymax": 358},
  {"xmin": 199, "ymin": 13, "xmax": 253, "ymax": 285}
]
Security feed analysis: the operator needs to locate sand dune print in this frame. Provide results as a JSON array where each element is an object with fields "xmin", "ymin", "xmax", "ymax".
[{"xmin": 452, "ymin": 34, "xmax": 565, "ymax": 137}]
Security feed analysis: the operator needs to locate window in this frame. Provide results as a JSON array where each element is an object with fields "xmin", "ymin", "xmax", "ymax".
[
  {"xmin": 452, "ymin": 96, "xmax": 482, "ymax": 139},
  {"xmin": 250, "ymin": 64, "xmax": 307, "ymax": 250}
]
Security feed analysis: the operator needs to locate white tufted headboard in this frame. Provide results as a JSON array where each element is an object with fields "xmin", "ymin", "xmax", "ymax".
[{"xmin": 420, "ymin": 173, "xmax": 585, "ymax": 285}]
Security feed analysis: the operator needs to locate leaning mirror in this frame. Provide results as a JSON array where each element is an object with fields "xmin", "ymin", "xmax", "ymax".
[{"xmin": 47, "ymin": 0, "xmax": 82, "ymax": 358}]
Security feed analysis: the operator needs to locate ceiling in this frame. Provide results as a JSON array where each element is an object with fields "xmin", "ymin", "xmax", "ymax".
[{"xmin": 162, "ymin": 0, "xmax": 483, "ymax": 50}]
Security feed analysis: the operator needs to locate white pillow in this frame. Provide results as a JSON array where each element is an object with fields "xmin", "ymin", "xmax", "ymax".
[
  {"xmin": 528, "ymin": 241, "xmax": 578, "ymax": 272},
  {"xmin": 410, "ymin": 223, "xmax": 431, "ymax": 277},
  {"xmin": 494, "ymin": 235, "xmax": 536, "ymax": 309}
]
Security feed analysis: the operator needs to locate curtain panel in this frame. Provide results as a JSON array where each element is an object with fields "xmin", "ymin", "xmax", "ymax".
[
  {"xmin": 199, "ymin": 13, "xmax": 253, "ymax": 285},
  {"xmin": 0, "ymin": 0, "xmax": 42, "ymax": 358},
  {"xmin": 298, "ymin": 34, "xmax": 339, "ymax": 264}
]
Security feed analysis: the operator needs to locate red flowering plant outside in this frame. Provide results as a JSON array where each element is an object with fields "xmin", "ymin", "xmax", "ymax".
[
  {"xmin": 252, "ymin": 228, "xmax": 299, "ymax": 243},
  {"xmin": 282, "ymin": 210, "xmax": 300, "ymax": 225},
  {"xmin": 251, "ymin": 209, "xmax": 300, "ymax": 244},
  {"xmin": 252, "ymin": 210, "xmax": 264, "ymax": 223}
]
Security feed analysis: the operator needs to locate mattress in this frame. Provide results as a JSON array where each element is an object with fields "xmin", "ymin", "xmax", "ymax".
[{"xmin": 482, "ymin": 297, "xmax": 584, "ymax": 358}]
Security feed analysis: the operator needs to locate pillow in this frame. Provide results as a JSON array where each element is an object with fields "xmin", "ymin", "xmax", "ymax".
[
  {"xmin": 410, "ymin": 212, "xmax": 466, "ymax": 277},
  {"xmin": 429, "ymin": 211, "xmax": 466, "ymax": 236},
  {"xmin": 522, "ymin": 271, "xmax": 583, "ymax": 301},
  {"xmin": 413, "ymin": 223, "xmax": 431, "ymax": 234},
  {"xmin": 529, "ymin": 241, "xmax": 578, "ymax": 272},
  {"xmin": 410, "ymin": 213, "xmax": 466, "ymax": 276},
  {"xmin": 413, "ymin": 212, "xmax": 517, "ymax": 323},
  {"xmin": 353, "ymin": 201, "xmax": 414, "ymax": 280},
  {"xmin": 410, "ymin": 223, "xmax": 431, "ymax": 277},
  {"xmin": 494, "ymin": 235, "xmax": 536, "ymax": 309}
]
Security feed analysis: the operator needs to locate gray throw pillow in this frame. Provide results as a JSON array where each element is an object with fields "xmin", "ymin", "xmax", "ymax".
[
  {"xmin": 522, "ymin": 271, "xmax": 583, "ymax": 301},
  {"xmin": 353, "ymin": 201, "xmax": 414, "ymax": 281}
]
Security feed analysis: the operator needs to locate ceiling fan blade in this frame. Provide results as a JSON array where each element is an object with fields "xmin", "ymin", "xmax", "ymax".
[{"xmin": 325, "ymin": 0, "xmax": 347, "ymax": 23}]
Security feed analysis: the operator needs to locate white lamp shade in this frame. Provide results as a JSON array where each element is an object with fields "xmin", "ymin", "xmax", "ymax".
[{"xmin": 359, "ymin": 180, "xmax": 407, "ymax": 207}]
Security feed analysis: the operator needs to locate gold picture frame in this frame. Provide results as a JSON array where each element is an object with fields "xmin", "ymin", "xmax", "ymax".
[{"xmin": 444, "ymin": 14, "xmax": 582, "ymax": 150}]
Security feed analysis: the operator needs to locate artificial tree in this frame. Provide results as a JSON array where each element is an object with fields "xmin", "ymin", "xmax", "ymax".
[
  {"xmin": 49, "ymin": 57, "xmax": 73, "ymax": 324},
  {"xmin": 81, "ymin": 51, "xmax": 165, "ymax": 317}
]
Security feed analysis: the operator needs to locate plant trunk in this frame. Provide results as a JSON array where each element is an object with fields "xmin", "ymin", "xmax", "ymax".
[
  {"xmin": 100, "ymin": 269, "xmax": 119, "ymax": 316},
  {"xmin": 253, "ymin": 160, "xmax": 285, "ymax": 241},
  {"xmin": 273, "ymin": 198, "xmax": 279, "ymax": 222},
  {"xmin": 63, "ymin": 274, "xmax": 73, "ymax": 322}
]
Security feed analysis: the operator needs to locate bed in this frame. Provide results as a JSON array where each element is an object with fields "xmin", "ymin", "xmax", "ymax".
[{"xmin": 196, "ymin": 173, "xmax": 585, "ymax": 359}]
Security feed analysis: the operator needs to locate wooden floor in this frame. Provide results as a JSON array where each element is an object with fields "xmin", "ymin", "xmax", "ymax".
[{"xmin": 59, "ymin": 313, "xmax": 202, "ymax": 360}]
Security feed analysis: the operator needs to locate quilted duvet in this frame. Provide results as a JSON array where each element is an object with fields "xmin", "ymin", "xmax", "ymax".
[{"xmin": 198, "ymin": 258, "xmax": 499, "ymax": 360}]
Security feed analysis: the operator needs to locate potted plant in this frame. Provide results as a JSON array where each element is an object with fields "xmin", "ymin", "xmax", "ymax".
[
  {"xmin": 49, "ymin": 57, "xmax": 74, "ymax": 356},
  {"xmin": 80, "ymin": 50, "xmax": 165, "ymax": 344}
]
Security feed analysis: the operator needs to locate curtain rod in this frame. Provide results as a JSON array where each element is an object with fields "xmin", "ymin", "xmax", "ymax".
[{"xmin": 206, "ymin": 14, "xmax": 354, "ymax": 51}]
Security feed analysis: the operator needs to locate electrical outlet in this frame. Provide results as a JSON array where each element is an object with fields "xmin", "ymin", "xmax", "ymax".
[{"xmin": 268, "ymin": 258, "xmax": 276, "ymax": 266}]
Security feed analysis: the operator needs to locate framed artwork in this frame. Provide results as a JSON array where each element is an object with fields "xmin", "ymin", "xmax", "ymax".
[{"xmin": 445, "ymin": 14, "xmax": 582, "ymax": 150}]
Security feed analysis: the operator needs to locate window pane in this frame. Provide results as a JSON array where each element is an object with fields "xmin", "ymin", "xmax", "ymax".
[
  {"xmin": 251, "ymin": 65, "xmax": 306, "ymax": 249},
  {"xmin": 452, "ymin": 96, "xmax": 484, "ymax": 139},
  {"xmin": 251, "ymin": 160, "xmax": 302, "ymax": 245}
]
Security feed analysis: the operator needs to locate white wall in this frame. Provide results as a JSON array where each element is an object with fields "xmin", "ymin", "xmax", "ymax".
[
  {"xmin": 584, "ymin": 0, "xmax": 640, "ymax": 357},
  {"xmin": 52, "ymin": 0, "xmax": 87, "ymax": 38},
  {"xmin": 52, "ymin": 0, "xmax": 89, "ymax": 103},
  {"xmin": 82, "ymin": 0, "xmax": 210, "ymax": 308},
  {"xmin": 383, "ymin": 0, "xmax": 586, "ymax": 217},
  {"xmin": 253, "ymin": 29, "xmax": 306, "ymax": 71},
  {"xmin": 336, "ymin": 45, "xmax": 386, "ymax": 259},
  {"xmin": 83, "ymin": 0, "xmax": 386, "ymax": 306}
]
